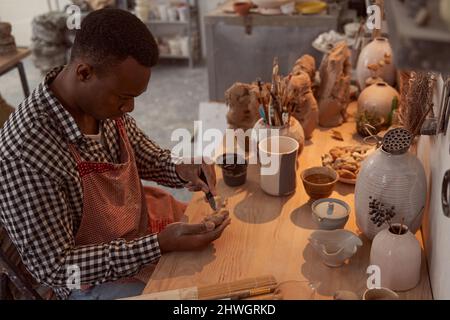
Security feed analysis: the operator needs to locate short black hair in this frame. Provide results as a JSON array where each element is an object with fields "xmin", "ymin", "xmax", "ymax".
[{"xmin": 70, "ymin": 8, "xmax": 159, "ymax": 70}]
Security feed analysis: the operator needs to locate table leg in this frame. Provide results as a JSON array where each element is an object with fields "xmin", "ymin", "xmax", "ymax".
[{"xmin": 16, "ymin": 62, "xmax": 30, "ymax": 97}]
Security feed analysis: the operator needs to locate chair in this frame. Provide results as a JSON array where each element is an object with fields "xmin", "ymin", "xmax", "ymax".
[{"xmin": 0, "ymin": 224, "xmax": 52, "ymax": 300}]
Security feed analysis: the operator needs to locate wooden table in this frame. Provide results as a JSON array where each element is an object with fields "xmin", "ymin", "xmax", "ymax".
[
  {"xmin": 143, "ymin": 108, "xmax": 433, "ymax": 300},
  {"xmin": 0, "ymin": 47, "xmax": 31, "ymax": 97}
]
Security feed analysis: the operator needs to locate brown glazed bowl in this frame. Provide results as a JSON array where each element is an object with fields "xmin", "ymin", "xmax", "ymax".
[{"xmin": 301, "ymin": 166, "xmax": 339, "ymax": 199}]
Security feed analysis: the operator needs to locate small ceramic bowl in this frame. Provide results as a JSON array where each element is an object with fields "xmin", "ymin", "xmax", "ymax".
[
  {"xmin": 363, "ymin": 287, "xmax": 399, "ymax": 300},
  {"xmin": 311, "ymin": 198, "xmax": 350, "ymax": 230},
  {"xmin": 301, "ymin": 166, "xmax": 338, "ymax": 199},
  {"xmin": 309, "ymin": 229, "xmax": 362, "ymax": 267}
]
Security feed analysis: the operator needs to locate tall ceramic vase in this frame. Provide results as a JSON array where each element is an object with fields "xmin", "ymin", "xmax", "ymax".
[
  {"xmin": 370, "ymin": 223, "xmax": 421, "ymax": 291},
  {"xmin": 356, "ymin": 37, "xmax": 396, "ymax": 89},
  {"xmin": 355, "ymin": 129, "xmax": 427, "ymax": 240}
]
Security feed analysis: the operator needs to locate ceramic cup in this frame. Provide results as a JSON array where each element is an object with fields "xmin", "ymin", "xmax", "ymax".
[
  {"xmin": 258, "ymin": 136, "xmax": 299, "ymax": 196},
  {"xmin": 177, "ymin": 6, "xmax": 189, "ymax": 22},
  {"xmin": 280, "ymin": 1, "xmax": 296, "ymax": 15},
  {"xmin": 167, "ymin": 7, "xmax": 178, "ymax": 21},
  {"xmin": 217, "ymin": 153, "xmax": 248, "ymax": 187},
  {"xmin": 363, "ymin": 287, "xmax": 399, "ymax": 300}
]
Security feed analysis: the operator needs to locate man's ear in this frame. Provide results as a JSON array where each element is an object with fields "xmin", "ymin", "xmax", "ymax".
[{"xmin": 75, "ymin": 63, "xmax": 94, "ymax": 82}]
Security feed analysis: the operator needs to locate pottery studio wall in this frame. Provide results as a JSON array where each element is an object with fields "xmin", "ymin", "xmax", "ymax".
[{"xmin": 417, "ymin": 76, "xmax": 450, "ymax": 299}]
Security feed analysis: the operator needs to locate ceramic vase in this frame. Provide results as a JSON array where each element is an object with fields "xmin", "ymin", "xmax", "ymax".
[
  {"xmin": 252, "ymin": 117, "xmax": 305, "ymax": 156},
  {"xmin": 357, "ymin": 81, "xmax": 400, "ymax": 119},
  {"xmin": 356, "ymin": 37, "xmax": 396, "ymax": 89},
  {"xmin": 370, "ymin": 223, "xmax": 421, "ymax": 291},
  {"xmin": 355, "ymin": 147, "xmax": 426, "ymax": 239}
]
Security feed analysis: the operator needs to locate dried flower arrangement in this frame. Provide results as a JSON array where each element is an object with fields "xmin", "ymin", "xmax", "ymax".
[
  {"xmin": 399, "ymin": 71, "xmax": 436, "ymax": 136},
  {"xmin": 356, "ymin": 110, "xmax": 384, "ymax": 137},
  {"xmin": 368, "ymin": 196, "xmax": 406, "ymax": 234}
]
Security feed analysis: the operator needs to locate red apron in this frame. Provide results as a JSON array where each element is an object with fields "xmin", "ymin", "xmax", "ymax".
[{"xmin": 68, "ymin": 119, "xmax": 187, "ymax": 284}]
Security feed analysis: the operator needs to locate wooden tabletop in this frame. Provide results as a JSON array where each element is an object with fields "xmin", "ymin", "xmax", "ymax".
[
  {"xmin": 143, "ymin": 106, "xmax": 433, "ymax": 300},
  {"xmin": 0, "ymin": 47, "xmax": 31, "ymax": 74}
]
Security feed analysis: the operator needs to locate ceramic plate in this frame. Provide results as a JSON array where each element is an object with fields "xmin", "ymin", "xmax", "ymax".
[{"xmin": 338, "ymin": 176, "xmax": 356, "ymax": 185}]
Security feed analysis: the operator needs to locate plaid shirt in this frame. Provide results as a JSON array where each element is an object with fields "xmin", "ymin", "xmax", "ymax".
[{"xmin": 0, "ymin": 67, "xmax": 185, "ymax": 299}]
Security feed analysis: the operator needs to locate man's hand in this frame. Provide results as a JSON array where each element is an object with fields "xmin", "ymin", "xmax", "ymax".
[
  {"xmin": 175, "ymin": 160, "xmax": 217, "ymax": 196},
  {"xmin": 157, "ymin": 218, "xmax": 231, "ymax": 254}
]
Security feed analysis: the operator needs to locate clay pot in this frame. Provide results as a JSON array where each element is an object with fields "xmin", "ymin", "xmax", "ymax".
[
  {"xmin": 357, "ymin": 81, "xmax": 400, "ymax": 119},
  {"xmin": 252, "ymin": 117, "xmax": 305, "ymax": 156},
  {"xmin": 355, "ymin": 146, "xmax": 426, "ymax": 240},
  {"xmin": 233, "ymin": 2, "xmax": 252, "ymax": 16},
  {"xmin": 370, "ymin": 224, "xmax": 421, "ymax": 291},
  {"xmin": 356, "ymin": 37, "xmax": 396, "ymax": 89}
]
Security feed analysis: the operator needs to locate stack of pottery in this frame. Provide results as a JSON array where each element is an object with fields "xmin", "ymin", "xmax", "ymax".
[
  {"xmin": 357, "ymin": 81, "xmax": 400, "ymax": 119},
  {"xmin": 355, "ymin": 128, "xmax": 427, "ymax": 240},
  {"xmin": 0, "ymin": 22, "xmax": 17, "ymax": 56},
  {"xmin": 31, "ymin": 12, "xmax": 69, "ymax": 75},
  {"xmin": 356, "ymin": 37, "xmax": 396, "ymax": 89}
]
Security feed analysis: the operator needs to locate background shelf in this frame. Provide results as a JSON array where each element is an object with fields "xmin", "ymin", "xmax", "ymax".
[{"xmin": 385, "ymin": 0, "xmax": 450, "ymax": 73}]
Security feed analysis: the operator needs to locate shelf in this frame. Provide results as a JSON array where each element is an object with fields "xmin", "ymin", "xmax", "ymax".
[
  {"xmin": 147, "ymin": 20, "xmax": 189, "ymax": 25},
  {"xmin": 159, "ymin": 54, "xmax": 189, "ymax": 59},
  {"xmin": 385, "ymin": 0, "xmax": 450, "ymax": 73}
]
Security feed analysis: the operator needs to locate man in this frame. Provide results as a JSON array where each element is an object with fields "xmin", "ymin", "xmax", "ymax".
[{"xmin": 0, "ymin": 8, "xmax": 230, "ymax": 300}]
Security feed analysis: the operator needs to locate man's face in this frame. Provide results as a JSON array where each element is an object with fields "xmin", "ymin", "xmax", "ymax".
[{"xmin": 75, "ymin": 57, "xmax": 151, "ymax": 120}]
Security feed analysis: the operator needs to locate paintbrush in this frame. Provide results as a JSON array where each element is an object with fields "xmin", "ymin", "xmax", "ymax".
[{"xmin": 199, "ymin": 169, "xmax": 216, "ymax": 211}]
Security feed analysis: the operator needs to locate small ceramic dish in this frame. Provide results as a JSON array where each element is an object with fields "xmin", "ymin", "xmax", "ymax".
[
  {"xmin": 311, "ymin": 198, "xmax": 350, "ymax": 230},
  {"xmin": 363, "ymin": 287, "xmax": 399, "ymax": 300},
  {"xmin": 308, "ymin": 229, "xmax": 362, "ymax": 267}
]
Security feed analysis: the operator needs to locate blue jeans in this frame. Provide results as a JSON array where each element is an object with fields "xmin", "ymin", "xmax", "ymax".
[{"xmin": 68, "ymin": 281, "xmax": 146, "ymax": 300}]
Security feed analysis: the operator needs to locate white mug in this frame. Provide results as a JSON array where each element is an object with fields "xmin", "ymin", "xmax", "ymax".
[{"xmin": 258, "ymin": 136, "xmax": 299, "ymax": 196}]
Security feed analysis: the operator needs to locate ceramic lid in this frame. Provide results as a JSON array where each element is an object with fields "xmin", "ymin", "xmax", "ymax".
[{"xmin": 312, "ymin": 198, "xmax": 350, "ymax": 220}]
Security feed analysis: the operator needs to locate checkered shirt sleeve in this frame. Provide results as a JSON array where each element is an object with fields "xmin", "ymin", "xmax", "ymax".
[{"xmin": 122, "ymin": 115, "xmax": 186, "ymax": 188}]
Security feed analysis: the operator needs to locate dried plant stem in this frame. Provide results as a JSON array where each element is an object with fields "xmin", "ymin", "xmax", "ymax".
[
  {"xmin": 399, "ymin": 217, "xmax": 405, "ymax": 235},
  {"xmin": 399, "ymin": 71, "xmax": 436, "ymax": 136}
]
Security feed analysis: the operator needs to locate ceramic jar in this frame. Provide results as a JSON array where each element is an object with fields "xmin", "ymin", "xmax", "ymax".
[
  {"xmin": 370, "ymin": 223, "xmax": 421, "ymax": 291},
  {"xmin": 356, "ymin": 37, "xmax": 396, "ymax": 89},
  {"xmin": 252, "ymin": 117, "xmax": 305, "ymax": 156},
  {"xmin": 355, "ymin": 147, "xmax": 427, "ymax": 239},
  {"xmin": 357, "ymin": 81, "xmax": 400, "ymax": 119}
]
